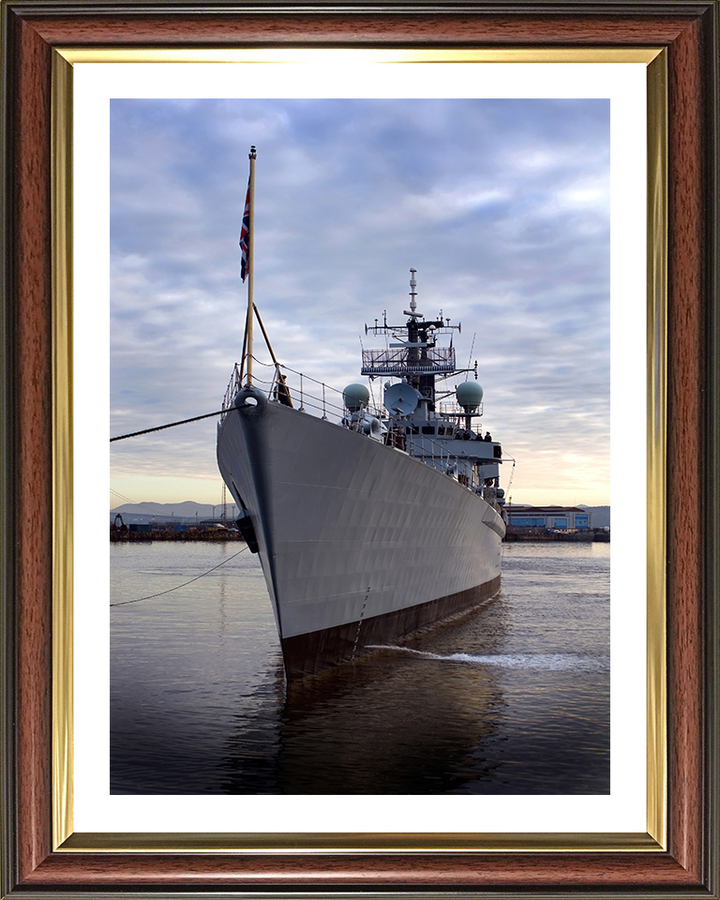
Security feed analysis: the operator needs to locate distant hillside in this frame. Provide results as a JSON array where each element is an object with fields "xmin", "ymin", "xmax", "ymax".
[{"xmin": 110, "ymin": 500, "xmax": 239, "ymax": 525}]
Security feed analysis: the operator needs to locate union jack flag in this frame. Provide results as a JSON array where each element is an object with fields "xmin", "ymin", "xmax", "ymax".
[{"xmin": 239, "ymin": 178, "xmax": 250, "ymax": 282}]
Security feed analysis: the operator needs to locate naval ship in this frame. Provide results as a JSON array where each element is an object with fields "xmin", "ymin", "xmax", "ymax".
[{"xmin": 217, "ymin": 268, "xmax": 506, "ymax": 681}]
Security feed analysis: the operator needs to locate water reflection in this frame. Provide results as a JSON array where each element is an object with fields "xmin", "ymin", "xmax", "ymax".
[
  {"xmin": 220, "ymin": 600, "xmax": 509, "ymax": 794},
  {"xmin": 111, "ymin": 542, "xmax": 610, "ymax": 795}
]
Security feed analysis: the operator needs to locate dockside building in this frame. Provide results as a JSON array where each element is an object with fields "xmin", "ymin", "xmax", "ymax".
[{"xmin": 506, "ymin": 505, "xmax": 591, "ymax": 531}]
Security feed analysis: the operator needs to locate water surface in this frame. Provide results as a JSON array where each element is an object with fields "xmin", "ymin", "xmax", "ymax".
[{"xmin": 110, "ymin": 540, "xmax": 610, "ymax": 794}]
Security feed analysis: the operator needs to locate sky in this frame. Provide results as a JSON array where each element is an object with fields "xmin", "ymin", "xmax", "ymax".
[{"xmin": 110, "ymin": 97, "xmax": 610, "ymax": 509}]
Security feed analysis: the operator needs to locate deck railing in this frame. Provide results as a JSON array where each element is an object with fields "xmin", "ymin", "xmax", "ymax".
[
  {"xmin": 221, "ymin": 357, "xmax": 383, "ymax": 422},
  {"xmin": 360, "ymin": 346, "xmax": 456, "ymax": 376},
  {"xmin": 221, "ymin": 359, "xmax": 495, "ymax": 496}
]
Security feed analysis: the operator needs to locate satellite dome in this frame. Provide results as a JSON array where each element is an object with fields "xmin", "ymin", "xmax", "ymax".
[
  {"xmin": 456, "ymin": 381, "xmax": 484, "ymax": 409},
  {"xmin": 343, "ymin": 383, "xmax": 370, "ymax": 411}
]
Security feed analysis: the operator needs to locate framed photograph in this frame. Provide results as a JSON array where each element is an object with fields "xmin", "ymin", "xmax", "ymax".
[
  {"xmin": 2, "ymin": 1, "xmax": 717, "ymax": 896},
  {"xmin": 92, "ymin": 53, "xmax": 636, "ymax": 827}
]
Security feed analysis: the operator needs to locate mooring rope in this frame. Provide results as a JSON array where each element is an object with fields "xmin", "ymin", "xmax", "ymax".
[
  {"xmin": 110, "ymin": 409, "xmax": 227, "ymax": 442},
  {"xmin": 110, "ymin": 545, "xmax": 249, "ymax": 607}
]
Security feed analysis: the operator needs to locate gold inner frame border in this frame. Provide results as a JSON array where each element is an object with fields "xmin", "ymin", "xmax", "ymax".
[{"xmin": 51, "ymin": 46, "xmax": 667, "ymax": 855}]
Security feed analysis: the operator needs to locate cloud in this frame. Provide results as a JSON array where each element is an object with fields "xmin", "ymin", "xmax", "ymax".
[{"xmin": 110, "ymin": 97, "xmax": 610, "ymax": 502}]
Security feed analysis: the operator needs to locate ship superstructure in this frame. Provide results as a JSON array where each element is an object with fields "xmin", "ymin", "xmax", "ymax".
[{"xmin": 356, "ymin": 268, "xmax": 505, "ymax": 511}]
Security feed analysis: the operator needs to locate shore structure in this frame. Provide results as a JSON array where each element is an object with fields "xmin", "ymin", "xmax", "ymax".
[{"xmin": 504, "ymin": 505, "xmax": 609, "ymax": 542}]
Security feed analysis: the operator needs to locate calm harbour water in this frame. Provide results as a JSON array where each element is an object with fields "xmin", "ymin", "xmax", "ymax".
[{"xmin": 110, "ymin": 540, "xmax": 610, "ymax": 795}]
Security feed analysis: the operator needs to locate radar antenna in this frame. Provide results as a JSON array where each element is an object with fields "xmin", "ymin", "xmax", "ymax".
[{"xmin": 409, "ymin": 268, "xmax": 417, "ymax": 313}]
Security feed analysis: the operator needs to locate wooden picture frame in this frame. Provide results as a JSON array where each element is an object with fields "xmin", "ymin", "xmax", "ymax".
[{"xmin": 1, "ymin": 1, "xmax": 718, "ymax": 895}]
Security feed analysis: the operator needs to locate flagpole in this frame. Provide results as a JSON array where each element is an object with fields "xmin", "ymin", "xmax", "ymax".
[{"xmin": 245, "ymin": 145, "xmax": 257, "ymax": 386}]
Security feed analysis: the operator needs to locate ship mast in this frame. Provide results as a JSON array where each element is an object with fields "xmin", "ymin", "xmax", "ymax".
[
  {"xmin": 243, "ymin": 145, "xmax": 257, "ymax": 386},
  {"xmin": 406, "ymin": 268, "xmax": 420, "ymax": 373},
  {"xmin": 237, "ymin": 147, "xmax": 292, "ymax": 406},
  {"xmin": 361, "ymin": 269, "xmax": 462, "ymax": 393}
]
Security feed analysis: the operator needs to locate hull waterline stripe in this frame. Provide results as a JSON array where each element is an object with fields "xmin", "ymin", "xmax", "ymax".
[{"xmin": 282, "ymin": 575, "xmax": 501, "ymax": 681}]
